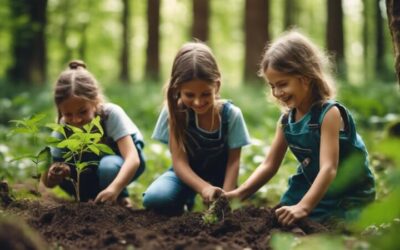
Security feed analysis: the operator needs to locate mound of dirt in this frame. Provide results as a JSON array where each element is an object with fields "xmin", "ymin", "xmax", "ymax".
[{"xmin": 1, "ymin": 196, "xmax": 328, "ymax": 250}]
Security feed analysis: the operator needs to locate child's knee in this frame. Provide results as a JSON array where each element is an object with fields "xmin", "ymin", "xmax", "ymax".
[
  {"xmin": 142, "ymin": 187, "xmax": 174, "ymax": 209},
  {"xmin": 98, "ymin": 156, "xmax": 123, "ymax": 174}
]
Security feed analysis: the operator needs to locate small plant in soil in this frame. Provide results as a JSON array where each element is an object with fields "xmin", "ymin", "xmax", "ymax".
[
  {"xmin": 9, "ymin": 113, "xmax": 52, "ymax": 195},
  {"xmin": 46, "ymin": 116, "xmax": 114, "ymax": 201},
  {"xmin": 202, "ymin": 196, "xmax": 231, "ymax": 225}
]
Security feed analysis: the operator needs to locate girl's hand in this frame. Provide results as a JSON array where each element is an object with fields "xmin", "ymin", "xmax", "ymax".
[
  {"xmin": 223, "ymin": 189, "xmax": 241, "ymax": 200},
  {"xmin": 201, "ymin": 186, "xmax": 224, "ymax": 204},
  {"xmin": 275, "ymin": 204, "xmax": 309, "ymax": 226},
  {"xmin": 95, "ymin": 186, "xmax": 119, "ymax": 204},
  {"xmin": 47, "ymin": 163, "xmax": 70, "ymax": 184}
]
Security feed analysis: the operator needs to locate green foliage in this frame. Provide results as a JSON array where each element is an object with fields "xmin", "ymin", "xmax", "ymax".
[
  {"xmin": 8, "ymin": 114, "xmax": 52, "ymax": 191},
  {"xmin": 271, "ymin": 232, "xmax": 346, "ymax": 250},
  {"xmin": 202, "ymin": 212, "xmax": 219, "ymax": 225},
  {"xmin": 48, "ymin": 116, "xmax": 114, "ymax": 201}
]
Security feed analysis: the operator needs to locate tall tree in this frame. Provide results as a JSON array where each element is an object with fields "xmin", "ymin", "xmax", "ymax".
[
  {"xmin": 376, "ymin": 0, "xmax": 385, "ymax": 75},
  {"xmin": 284, "ymin": 0, "xmax": 299, "ymax": 29},
  {"xmin": 362, "ymin": 0, "xmax": 373, "ymax": 80},
  {"xmin": 8, "ymin": 0, "xmax": 47, "ymax": 85},
  {"xmin": 244, "ymin": 0, "xmax": 269, "ymax": 83},
  {"xmin": 192, "ymin": 0, "xmax": 210, "ymax": 42},
  {"xmin": 145, "ymin": 0, "xmax": 160, "ymax": 81},
  {"xmin": 120, "ymin": 0, "xmax": 131, "ymax": 83},
  {"xmin": 386, "ymin": 0, "xmax": 400, "ymax": 85},
  {"xmin": 326, "ymin": 0, "xmax": 345, "ymax": 78}
]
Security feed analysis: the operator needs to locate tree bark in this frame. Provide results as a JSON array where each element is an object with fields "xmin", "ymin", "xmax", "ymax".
[
  {"xmin": 192, "ymin": 0, "xmax": 210, "ymax": 42},
  {"xmin": 375, "ymin": 0, "xmax": 385, "ymax": 76},
  {"xmin": 8, "ymin": 0, "xmax": 47, "ymax": 85},
  {"xmin": 284, "ymin": 0, "xmax": 299, "ymax": 29},
  {"xmin": 120, "ymin": 0, "xmax": 131, "ymax": 83},
  {"xmin": 326, "ymin": 0, "xmax": 345, "ymax": 78},
  {"xmin": 244, "ymin": 0, "xmax": 269, "ymax": 83},
  {"xmin": 386, "ymin": 0, "xmax": 400, "ymax": 85},
  {"xmin": 145, "ymin": 0, "xmax": 160, "ymax": 82}
]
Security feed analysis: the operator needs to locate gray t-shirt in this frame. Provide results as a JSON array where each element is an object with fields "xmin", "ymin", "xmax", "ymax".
[
  {"xmin": 51, "ymin": 103, "xmax": 143, "ymax": 159},
  {"xmin": 152, "ymin": 103, "xmax": 251, "ymax": 149}
]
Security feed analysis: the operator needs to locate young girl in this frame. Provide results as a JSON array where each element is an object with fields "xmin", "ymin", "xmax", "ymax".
[
  {"xmin": 41, "ymin": 60, "xmax": 145, "ymax": 207},
  {"xmin": 225, "ymin": 31, "xmax": 375, "ymax": 225},
  {"xmin": 142, "ymin": 42, "xmax": 251, "ymax": 212}
]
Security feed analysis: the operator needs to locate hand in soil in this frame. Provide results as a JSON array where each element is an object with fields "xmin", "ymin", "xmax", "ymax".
[
  {"xmin": 275, "ymin": 204, "xmax": 308, "ymax": 226},
  {"xmin": 201, "ymin": 185, "xmax": 224, "ymax": 205},
  {"xmin": 48, "ymin": 162, "xmax": 70, "ymax": 184},
  {"xmin": 94, "ymin": 185, "xmax": 122, "ymax": 205}
]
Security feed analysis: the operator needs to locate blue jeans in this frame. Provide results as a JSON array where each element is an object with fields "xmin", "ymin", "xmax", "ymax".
[
  {"xmin": 98, "ymin": 155, "xmax": 145, "ymax": 197},
  {"xmin": 142, "ymin": 168, "xmax": 195, "ymax": 212}
]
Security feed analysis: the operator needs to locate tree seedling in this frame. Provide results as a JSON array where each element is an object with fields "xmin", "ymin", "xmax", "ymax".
[
  {"xmin": 202, "ymin": 196, "xmax": 231, "ymax": 225},
  {"xmin": 47, "ymin": 116, "xmax": 114, "ymax": 201}
]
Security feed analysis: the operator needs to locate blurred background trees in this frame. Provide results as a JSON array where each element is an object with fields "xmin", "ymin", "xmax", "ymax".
[{"xmin": 0, "ymin": 0, "xmax": 396, "ymax": 87}]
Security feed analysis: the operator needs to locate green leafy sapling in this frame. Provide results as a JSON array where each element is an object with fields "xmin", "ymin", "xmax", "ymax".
[
  {"xmin": 202, "ymin": 196, "xmax": 231, "ymax": 225},
  {"xmin": 9, "ymin": 113, "xmax": 52, "ymax": 195},
  {"xmin": 47, "ymin": 116, "xmax": 114, "ymax": 201}
]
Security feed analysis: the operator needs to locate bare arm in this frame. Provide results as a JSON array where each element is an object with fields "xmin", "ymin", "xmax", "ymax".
[
  {"xmin": 276, "ymin": 107, "xmax": 341, "ymax": 225},
  {"xmin": 226, "ymin": 121, "xmax": 288, "ymax": 200},
  {"xmin": 95, "ymin": 135, "xmax": 140, "ymax": 203},
  {"xmin": 222, "ymin": 148, "xmax": 241, "ymax": 191},
  {"xmin": 298, "ymin": 106, "xmax": 341, "ymax": 210}
]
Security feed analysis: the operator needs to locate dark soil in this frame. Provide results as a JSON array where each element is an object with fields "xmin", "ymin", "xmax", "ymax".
[{"xmin": 0, "ymin": 183, "xmax": 328, "ymax": 250}]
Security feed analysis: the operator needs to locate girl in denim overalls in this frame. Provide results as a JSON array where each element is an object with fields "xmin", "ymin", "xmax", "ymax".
[
  {"xmin": 225, "ymin": 31, "xmax": 375, "ymax": 225},
  {"xmin": 143, "ymin": 42, "xmax": 251, "ymax": 212},
  {"xmin": 41, "ymin": 60, "xmax": 145, "ymax": 207}
]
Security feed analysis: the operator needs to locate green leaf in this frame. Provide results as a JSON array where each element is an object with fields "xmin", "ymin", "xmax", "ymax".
[
  {"xmin": 96, "ymin": 143, "xmax": 114, "ymax": 155},
  {"xmin": 10, "ymin": 127, "xmax": 32, "ymax": 134},
  {"xmin": 88, "ymin": 144, "xmax": 100, "ymax": 155},
  {"xmin": 10, "ymin": 154, "xmax": 36, "ymax": 162},
  {"xmin": 58, "ymin": 139, "xmax": 82, "ymax": 151},
  {"xmin": 76, "ymin": 162, "xmax": 90, "ymax": 171},
  {"xmin": 46, "ymin": 136, "xmax": 62, "ymax": 144},
  {"xmin": 28, "ymin": 113, "xmax": 47, "ymax": 124},
  {"xmin": 37, "ymin": 146, "xmax": 51, "ymax": 163},
  {"xmin": 46, "ymin": 123, "xmax": 67, "ymax": 138},
  {"xmin": 66, "ymin": 124, "xmax": 83, "ymax": 133},
  {"xmin": 92, "ymin": 116, "xmax": 104, "ymax": 135}
]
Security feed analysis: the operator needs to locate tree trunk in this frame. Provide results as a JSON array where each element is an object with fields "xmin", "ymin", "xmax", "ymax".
[
  {"xmin": 326, "ymin": 0, "xmax": 345, "ymax": 78},
  {"xmin": 145, "ymin": 0, "xmax": 160, "ymax": 82},
  {"xmin": 192, "ymin": 0, "xmax": 210, "ymax": 42},
  {"xmin": 362, "ymin": 0, "xmax": 372, "ymax": 80},
  {"xmin": 244, "ymin": 0, "xmax": 269, "ymax": 84},
  {"xmin": 8, "ymin": 0, "xmax": 47, "ymax": 85},
  {"xmin": 284, "ymin": 0, "xmax": 299, "ymax": 29},
  {"xmin": 59, "ymin": 0, "xmax": 72, "ymax": 64},
  {"xmin": 375, "ymin": 0, "xmax": 385, "ymax": 77},
  {"xmin": 120, "ymin": 0, "xmax": 131, "ymax": 84},
  {"xmin": 79, "ymin": 22, "xmax": 88, "ymax": 61},
  {"xmin": 385, "ymin": 0, "xmax": 400, "ymax": 85}
]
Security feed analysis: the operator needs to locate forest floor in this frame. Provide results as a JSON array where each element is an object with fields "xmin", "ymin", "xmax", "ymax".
[{"xmin": 0, "ymin": 182, "xmax": 328, "ymax": 250}]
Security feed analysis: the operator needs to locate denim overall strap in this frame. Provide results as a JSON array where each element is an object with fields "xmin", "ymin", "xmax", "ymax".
[
  {"xmin": 184, "ymin": 102, "xmax": 231, "ymax": 187},
  {"xmin": 309, "ymin": 101, "xmax": 355, "ymax": 142}
]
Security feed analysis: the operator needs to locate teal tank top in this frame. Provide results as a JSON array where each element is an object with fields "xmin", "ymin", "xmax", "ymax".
[{"xmin": 280, "ymin": 100, "xmax": 375, "ymax": 221}]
